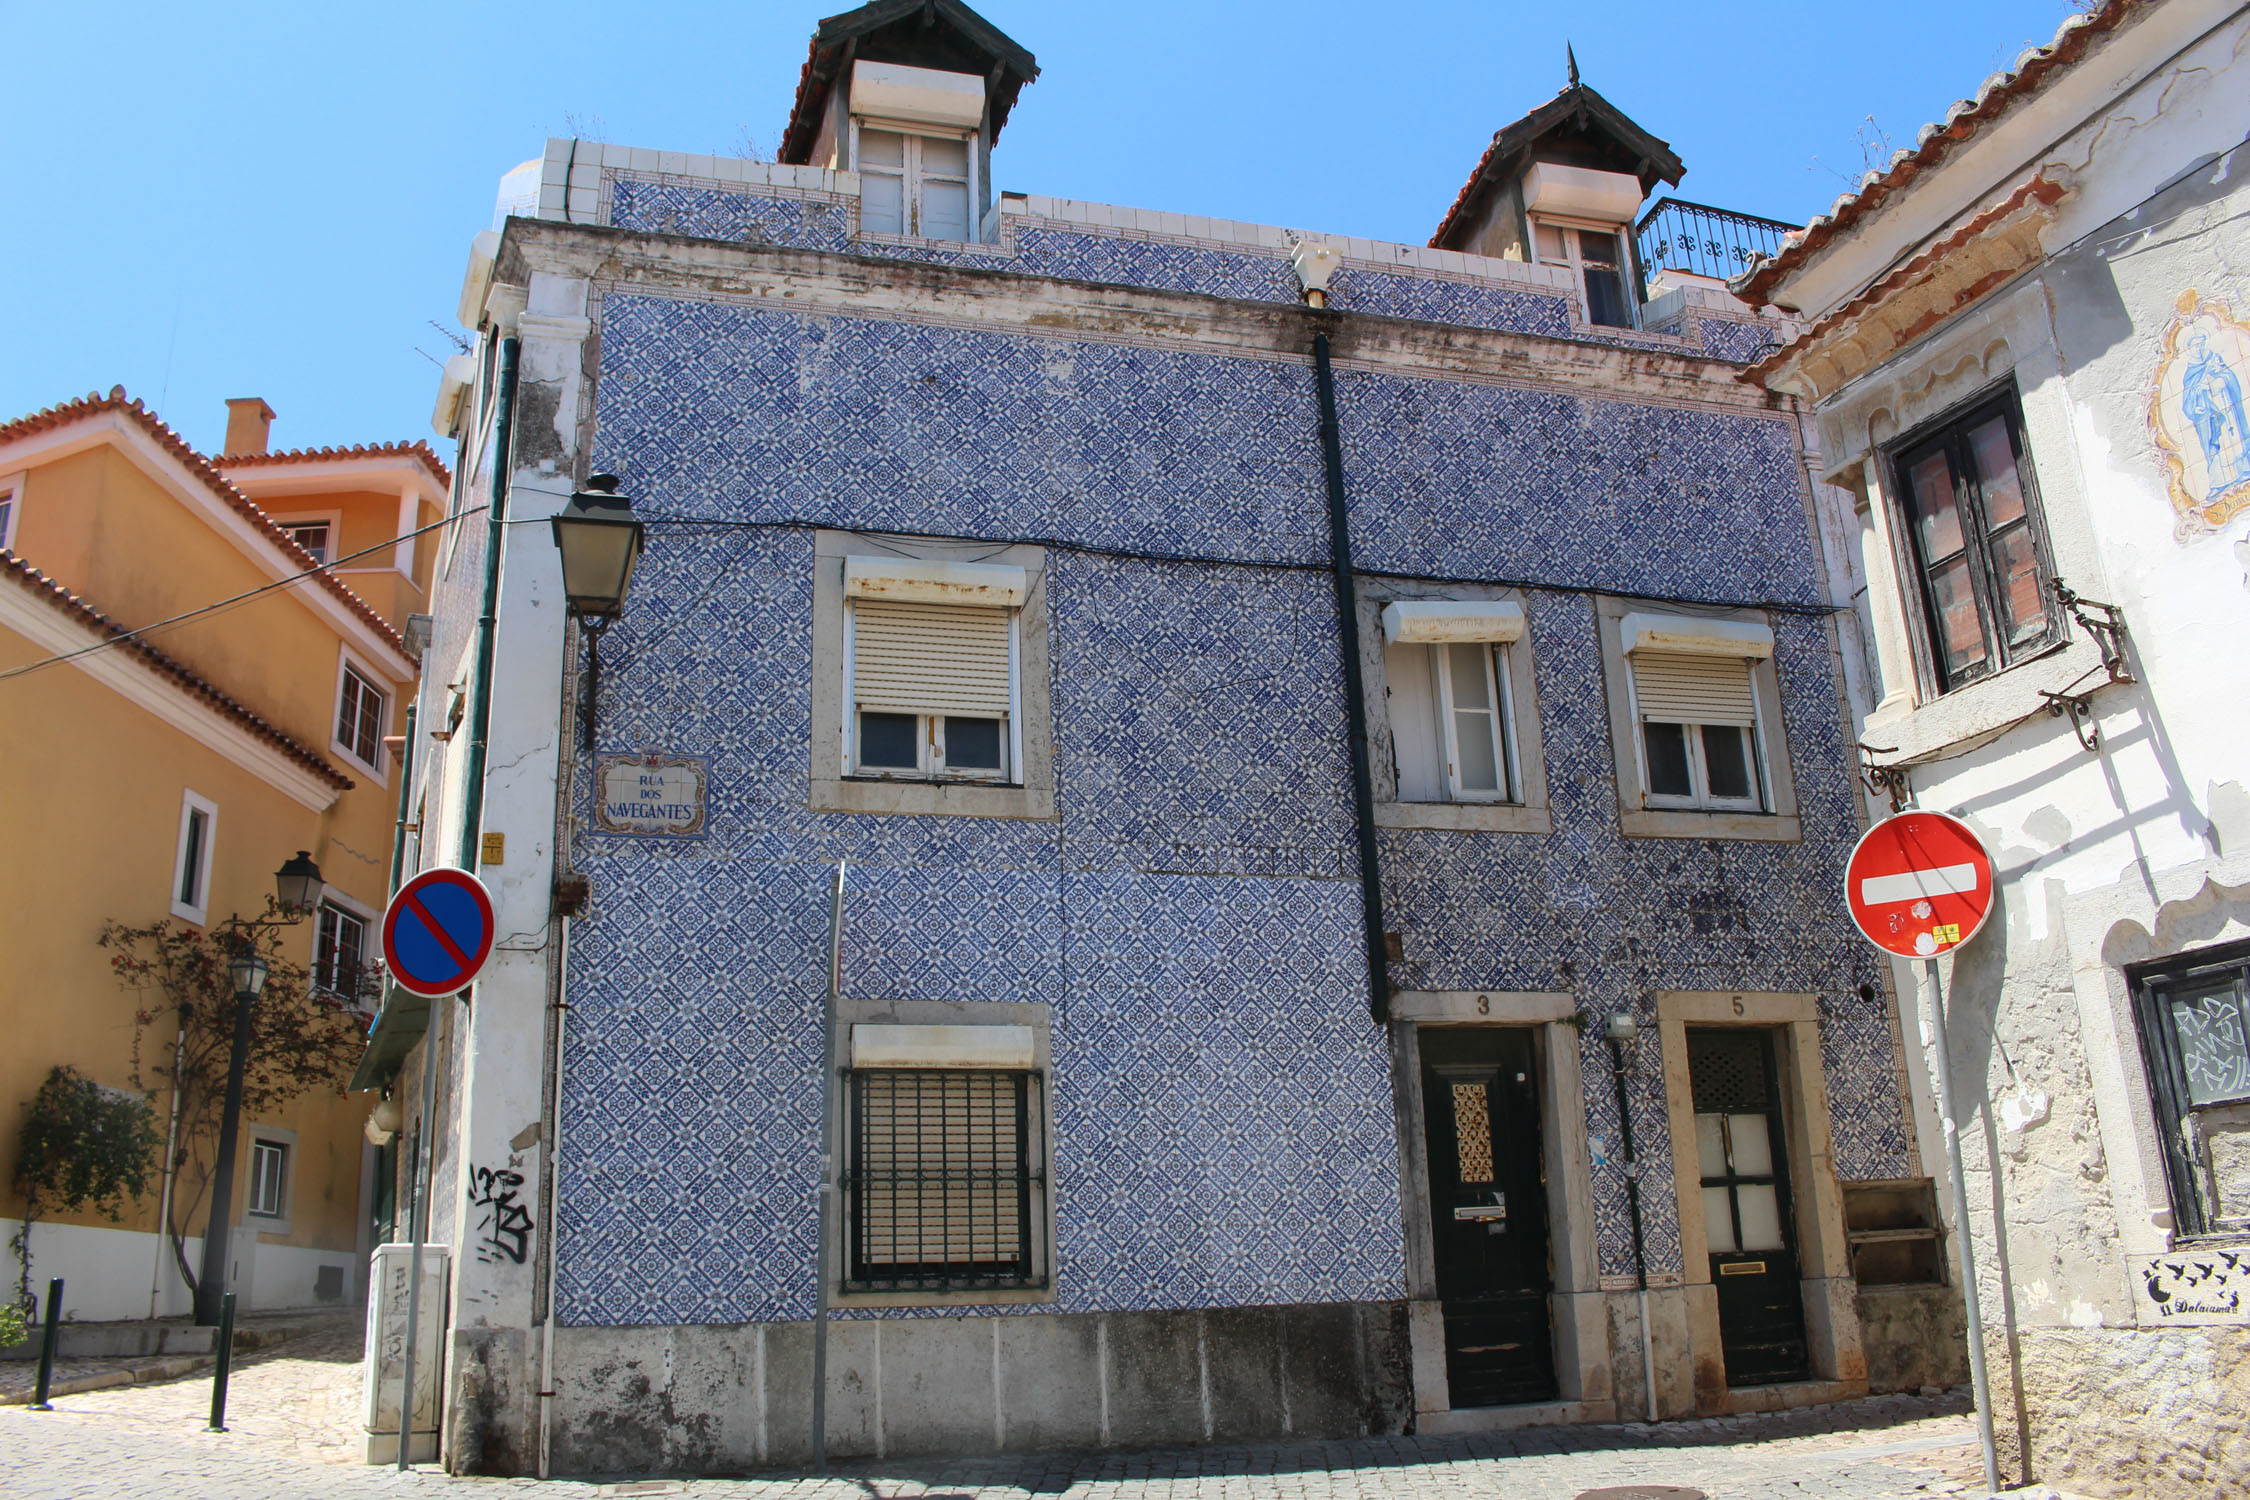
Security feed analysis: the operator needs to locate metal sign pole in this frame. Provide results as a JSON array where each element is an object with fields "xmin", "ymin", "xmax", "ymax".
[
  {"xmin": 811, "ymin": 860, "xmax": 846, "ymax": 1475},
  {"xmin": 397, "ymin": 990, "xmax": 444, "ymax": 1471},
  {"xmin": 1923, "ymin": 957, "xmax": 2000, "ymax": 1494}
]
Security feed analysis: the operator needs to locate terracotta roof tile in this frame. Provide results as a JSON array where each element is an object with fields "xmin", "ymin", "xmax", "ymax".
[
  {"xmin": 1737, "ymin": 0, "xmax": 2140, "ymax": 306},
  {"xmin": 218, "ymin": 441, "xmax": 452, "ymax": 488},
  {"xmin": 0, "ymin": 389, "xmax": 412, "ymax": 659},
  {"xmin": 1, "ymin": 549, "xmax": 355, "ymax": 792}
]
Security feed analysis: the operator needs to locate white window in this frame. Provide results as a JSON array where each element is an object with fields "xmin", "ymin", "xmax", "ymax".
[
  {"xmin": 1533, "ymin": 220, "xmax": 1635, "ymax": 329},
  {"xmin": 843, "ymin": 558, "xmax": 1025, "ymax": 784},
  {"xmin": 0, "ymin": 471, "xmax": 22, "ymax": 551},
  {"xmin": 1621, "ymin": 614, "xmax": 1774, "ymax": 813},
  {"xmin": 171, "ymin": 790, "xmax": 218, "ymax": 924},
  {"xmin": 284, "ymin": 521, "xmax": 331, "ymax": 564},
  {"xmin": 335, "ymin": 658, "xmax": 388, "ymax": 773},
  {"xmin": 247, "ymin": 1138, "xmax": 289, "ymax": 1218},
  {"xmin": 1382, "ymin": 601, "xmax": 1525, "ymax": 805},
  {"xmin": 314, "ymin": 900, "xmax": 369, "ymax": 1004},
  {"xmin": 857, "ymin": 127, "xmax": 974, "ymax": 242}
]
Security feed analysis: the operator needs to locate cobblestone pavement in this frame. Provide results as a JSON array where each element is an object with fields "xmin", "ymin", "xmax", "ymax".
[{"xmin": 0, "ymin": 1322, "xmax": 1997, "ymax": 1499}]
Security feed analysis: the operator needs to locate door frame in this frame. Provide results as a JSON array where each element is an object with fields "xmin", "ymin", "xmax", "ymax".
[
  {"xmin": 1390, "ymin": 989, "xmax": 1612, "ymax": 1424},
  {"xmin": 1656, "ymin": 990, "xmax": 1868, "ymax": 1411}
]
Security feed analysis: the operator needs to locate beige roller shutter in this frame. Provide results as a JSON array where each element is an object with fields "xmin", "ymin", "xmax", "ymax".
[
  {"xmin": 1631, "ymin": 650, "xmax": 1757, "ymax": 727},
  {"xmin": 854, "ymin": 1071, "xmax": 1025, "ymax": 1270},
  {"xmin": 850, "ymin": 600, "xmax": 1012, "ymax": 717}
]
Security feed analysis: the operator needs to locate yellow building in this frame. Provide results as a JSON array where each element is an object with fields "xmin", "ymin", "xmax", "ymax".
[{"xmin": 0, "ymin": 388, "xmax": 446, "ymax": 1321}]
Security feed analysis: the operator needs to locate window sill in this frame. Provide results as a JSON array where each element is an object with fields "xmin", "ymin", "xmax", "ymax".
[
  {"xmin": 1375, "ymin": 801, "xmax": 1553, "ymax": 836},
  {"xmin": 1864, "ymin": 636, "xmax": 2096, "ymax": 764},
  {"xmin": 1619, "ymin": 808, "xmax": 1802, "ymax": 842},
  {"xmin": 832, "ymin": 1283, "xmax": 1055, "ymax": 1309},
  {"xmin": 811, "ymin": 776, "xmax": 1055, "ymax": 820},
  {"xmin": 331, "ymin": 744, "xmax": 390, "ymax": 786}
]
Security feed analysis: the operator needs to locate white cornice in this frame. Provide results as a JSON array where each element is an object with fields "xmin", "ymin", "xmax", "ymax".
[
  {"xmin": 0, "ymin": 582, "xmax": 344, "ymax": 812},
  {"xmin": 0, "ymin": 412, "xmax": 417, "ymax": 676}
]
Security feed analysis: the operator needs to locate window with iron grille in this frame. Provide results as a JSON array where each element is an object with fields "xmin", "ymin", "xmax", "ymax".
[
  {"xmin": 314, "ymin": 901, "xmax": 367, "ymax": 1003},
  {"xmin": 842, "ymin": 1069, "xmax": 1043, "ymax": 1292}
]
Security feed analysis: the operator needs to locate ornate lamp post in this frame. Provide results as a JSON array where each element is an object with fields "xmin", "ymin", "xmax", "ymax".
[{"xmin": 191, "ymin": 855, "xmax": 321, "ymax": 1326}]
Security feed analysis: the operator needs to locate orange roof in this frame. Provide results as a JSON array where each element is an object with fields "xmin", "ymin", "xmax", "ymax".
[
  {"xmin": 1737, "ymin": 0, "xmax": 2140, "ymax": 306},
  {"xmin": 0, "ymin": 389, "xmax": 411, "ymax": 659},
  {"xmin": 218, "ymin": 441, "xmax": 452, "ymax": 489},
  {"xmin": 1, "ymin": 549, "xmax": 355, "ymax": 792}
]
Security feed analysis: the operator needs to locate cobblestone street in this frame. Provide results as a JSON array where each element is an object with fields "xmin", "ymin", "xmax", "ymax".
[{"xmin": 0, "ymin": 1322, "xmax": 2003, "ymax": 1500}]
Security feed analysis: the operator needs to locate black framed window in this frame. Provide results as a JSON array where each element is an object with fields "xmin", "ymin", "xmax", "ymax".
[
  {"xmin": 2132, "ymin": 942, "xmax": 2250, "ymax": 1238},
  {"xmin": 842, "ymin": 1068, "xmax": 1044, "ymax": 1292},
  {"xmin": 1886, "ymin": 388, "xmax": 2060, "ymax": 694}
]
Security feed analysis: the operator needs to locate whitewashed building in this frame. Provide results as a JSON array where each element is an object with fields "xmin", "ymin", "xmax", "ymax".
[{"xmin": 1736, "ymin": 1, "xmax": 2250, "ymax": 1494}]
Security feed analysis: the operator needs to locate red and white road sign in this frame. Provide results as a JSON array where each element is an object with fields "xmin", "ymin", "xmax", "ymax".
[
  {"xmin": 381, "ymin": 868, "xmax": 497, "ymax": 999},
  {"xmin": 1845, "ymin": 811, "xmax": 1994, "ymax": 959}
]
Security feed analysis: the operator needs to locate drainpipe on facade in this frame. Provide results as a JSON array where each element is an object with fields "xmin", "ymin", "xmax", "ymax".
[
  {"xmin": 397, "ymin": 327, "xmax": 521, "ymax": 1473},
  {"xmin": 1310, "ymin": 329, "xmax": 1391, "ymax": 1025},
  {"xmin": 1608, "ymin": 1029, "xmax": 1661, "ymax": 1423}
]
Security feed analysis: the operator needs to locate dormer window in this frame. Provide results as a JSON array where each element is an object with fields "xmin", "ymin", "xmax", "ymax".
[
  {"xmin": 1534, "ymin": 223, "xmax": 1633, "ymax": 328},
  {"xmin": 857, "ymin": 127, "xmax": 973, "ymax": 241}
]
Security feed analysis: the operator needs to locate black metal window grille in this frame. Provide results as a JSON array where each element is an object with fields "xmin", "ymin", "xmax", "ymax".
[
  {"xmin": 1635, "ymin": 198, "xmax": 1800, "ymax": 293},
  {"xmin": 843, "ymin": 1068, "xmax": 1043, "ymax": 1292},
  {"xmin": 314, "ymin": 901, "xmax": 368, "ymax": 1004},
  {"xmin": 2131, "ymin": 940, "xmax": 2250, "ymax": 1237}
]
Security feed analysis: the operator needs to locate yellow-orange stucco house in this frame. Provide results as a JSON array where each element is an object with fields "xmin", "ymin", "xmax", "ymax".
[{"xmin": 0, "ymin": 388, "xmax": 447, "ymax": 1321}]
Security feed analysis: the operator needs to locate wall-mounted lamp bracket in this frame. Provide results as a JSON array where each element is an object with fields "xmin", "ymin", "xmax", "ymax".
[
  {"xmin": 2040, "ymin": 688, "xmax": 2102, "ymax": 752},
  {"xmin": 1856, "ymin": 743, "xmax": 1911, "ymax": 812},
  {"xmin": 2050, "ymin": 577, "xmax": 2134, "ymax": 686}
]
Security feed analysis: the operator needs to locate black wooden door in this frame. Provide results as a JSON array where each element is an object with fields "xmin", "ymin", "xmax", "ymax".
[
  {"xmin": 1421, "ymin": 1027, "xmax": 1557, "ymax": 1406},
  {"xmin": 1687, "ymin": 1028, "xmax": 1810, "ymax": 1386}
]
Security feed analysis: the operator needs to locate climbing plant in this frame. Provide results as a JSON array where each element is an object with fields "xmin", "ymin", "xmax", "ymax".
[
  {"xmin": 106, "ymin": 906, "xmax": 367, "ymax": 1300},
  {"xmin": 10, "ymin": 1065, "xmax": 162, "ymax": 1311}
]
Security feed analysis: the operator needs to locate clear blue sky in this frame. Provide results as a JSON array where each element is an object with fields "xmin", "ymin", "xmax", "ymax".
[{"xmin": 2, "ymin": 1, "xmax": 2083, "ymax": 459}]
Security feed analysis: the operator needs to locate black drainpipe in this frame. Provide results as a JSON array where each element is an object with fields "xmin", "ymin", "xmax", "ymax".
[{"xmin": 1311, "ymin": 330, "xmax": 1390, "ymax": 1025}]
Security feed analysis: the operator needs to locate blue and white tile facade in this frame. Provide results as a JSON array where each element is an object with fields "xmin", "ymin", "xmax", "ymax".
[{"xmin": 544, "ymin": 170, "xmax": 1905, "ymax": 1325}]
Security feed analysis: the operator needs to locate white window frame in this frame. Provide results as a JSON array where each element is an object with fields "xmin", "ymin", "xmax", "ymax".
[
  {"xmin": 851, "ymin": 118, "xmax": 980, "ymax": 243},
  {"xmin": 1623, "ymin": 652, "xmax": 1771, "ymax": 815},
  {"xmin": 0, "ymin": 470, "xmax": 24, "ymax": 551},
  {"xmin": 243, "ymin": 1127, "xmax": 296, "ymax": 1234},
  {"xmin": 171, "ymin": 789, "xmax": 218, "ymax": 924},
  {"xmin": 842, "ymin": 601, "xmax": 1021, "ymax": 785},
  {"xmin": 1435, "ymin": 641, "xmax": 1521, "ymax": 805},
  {"xmin": 1596, "ymin": 597, "xmax": 1801, "ymax": 843},
  {"xmin": 273, "ymin": 510, "xmax": 343, "ymax": 567},
  {"xmin": 312, "ymin": 893, "xmax": 376, "ymax": 1009},
  {"xmin": 332, "ymin": 648, "xmax": 392, "ymax": 780},
  {"xmin": 1530, "ymin": 214, "xmax": 1637, "ymax": 329}
]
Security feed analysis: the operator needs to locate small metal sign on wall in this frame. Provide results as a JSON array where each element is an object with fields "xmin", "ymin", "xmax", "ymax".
[{"xmin": 593, "ymin": 752, "xmax": 709, "ymax": 838}]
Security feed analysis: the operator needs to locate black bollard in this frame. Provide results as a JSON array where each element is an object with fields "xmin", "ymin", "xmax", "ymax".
[
  {"xmin": 28, "ymin": 1278, "xmax": 63, "ymax": 1410},
  {"xmin": 205, "ymin": 1292, "xmax": 237, "ymax": 1432}
]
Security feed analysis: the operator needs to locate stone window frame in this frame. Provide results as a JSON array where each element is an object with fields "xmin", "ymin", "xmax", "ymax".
[
  {"xmin": 1359, "ymin": 580, "xmax": 1553, "ymax": 837},
  {"xmin": 809, "ymin": 531, "xmax": 1055, "ymax": 820},
  {"xmin": 171, "ymin": 787, "xmax": 218, "ymax": 925},
  {"xmin": 827, "ymin": 997, "xmax": 1057, "ymax": 1309},
  {"xmin": 2127, "ymin": 938, "xmax": 2250, "ymax": 1241},
  {"xmin": 1593, "ymin": 595, "xmax": 1800, "ymax": 843},
  {"xmin": 245, "ymin": 1125, "xmax": 297, "ymax": 1237}
]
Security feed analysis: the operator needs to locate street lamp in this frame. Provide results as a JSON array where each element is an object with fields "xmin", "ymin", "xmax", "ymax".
[
  {"xmin": 550, "ymin": 474, "xmax": 645, "ymax": 751},
  {"xmin": 194, "ymin": 942, "xmax": 270, "ymax": 1326},
  {"xmin": 274, "ymin": 851, "xmax": 323, "ymax": 917}
]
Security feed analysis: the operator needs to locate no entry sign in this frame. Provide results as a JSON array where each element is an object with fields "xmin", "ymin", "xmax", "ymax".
[
  {"xmin": 381, "ymin": 868, "xmax": 496, "ymax": 998},
  {"xmin": 1845, "ymin": 811, "xmax": 1995, "ymax": 959}
]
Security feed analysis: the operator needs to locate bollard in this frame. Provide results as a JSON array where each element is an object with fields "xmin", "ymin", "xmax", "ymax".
[
  {"xmin": 206, "ymin": 1292, "xmax": 237, "ymax": 1432},
  {"xmin": 28, "ymin": 1278, "xmax": 63, "ymax": 1410}
]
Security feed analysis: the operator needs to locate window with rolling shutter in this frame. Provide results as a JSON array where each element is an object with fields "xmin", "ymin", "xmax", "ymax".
[
  {"xmin": 1626, "ymin": 642, "xmax": 1768, "ymax": 812},
  {"xmin": 846, "ymin": 598, "xmax": 1017, "ymax": 780},
  {"xmin": 843, "ymin": 1069, "xmax": 1043, "ymax": 1291}
]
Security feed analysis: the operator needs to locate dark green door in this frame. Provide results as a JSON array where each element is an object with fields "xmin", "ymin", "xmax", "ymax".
[
  {"xmin": 1688, "ymin": 1028, "xmax": 1810, "ymax": 1386},
  {"xmin": 1422, "ymin": 1027, "xmax": 1557, "ymax": 1406}
]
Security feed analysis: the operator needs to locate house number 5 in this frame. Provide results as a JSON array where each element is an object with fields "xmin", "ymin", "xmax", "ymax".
[{"xmin": 1732, "ymin": 995, "xmax": 1746, "ymax": 1016}]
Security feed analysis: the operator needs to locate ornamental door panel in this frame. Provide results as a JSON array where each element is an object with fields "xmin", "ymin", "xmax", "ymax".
[
  {"xmin": 1688, "ymin": 1027, "xmax": 1810, "ymax": 1386},
  {"xmin": 1421, "ymin": 1026, "xmax": 1557, "ymax": 1407}
]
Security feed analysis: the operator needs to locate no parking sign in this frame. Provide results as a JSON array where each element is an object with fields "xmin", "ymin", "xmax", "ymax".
[{"xmin": 380, "ymin": 868, "xmax": 496, "ymax": 998}]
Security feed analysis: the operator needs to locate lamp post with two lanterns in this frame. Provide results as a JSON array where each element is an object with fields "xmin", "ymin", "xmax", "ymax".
[{"xmin": 190, "ymin": 852, "xmax": 327, "ymax": 1327}]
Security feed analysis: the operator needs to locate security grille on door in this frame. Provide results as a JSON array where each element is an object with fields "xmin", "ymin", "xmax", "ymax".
[
  {"xmin": 843, "ymin": 1069, "xmax": 1043, "ymax": 1291},
  {"xmin": 1690, "ymin": 1030, "xmax": 1787, "ymax": 1256}
]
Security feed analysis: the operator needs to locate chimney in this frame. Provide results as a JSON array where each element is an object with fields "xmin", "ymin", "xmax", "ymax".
[{"xmin": 223, "ymin": 397, "xmax": 276, "ymax": 456}]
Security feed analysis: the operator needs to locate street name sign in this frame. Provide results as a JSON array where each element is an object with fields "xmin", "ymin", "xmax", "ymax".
[
  {"xmin": 1844, "ymin": 810, "xmax": 1994, "ymax": 959},
  {"xmin": 381, "ymin": 868, "xmax": 496, "ymax": 998}
]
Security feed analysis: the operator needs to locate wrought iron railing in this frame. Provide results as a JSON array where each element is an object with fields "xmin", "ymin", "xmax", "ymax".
[{"xmin": 1635, "ymin": 198, "xmax": 1801, "ymax": 293}]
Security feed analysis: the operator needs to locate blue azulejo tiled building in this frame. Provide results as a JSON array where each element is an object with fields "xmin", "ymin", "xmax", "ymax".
[{"xmin": 368, "ymin": 0, "xmax": 1957, "ymax": 1475}]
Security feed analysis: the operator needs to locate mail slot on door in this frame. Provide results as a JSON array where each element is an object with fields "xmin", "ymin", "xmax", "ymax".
[{"xmin": 1453, "ymin": 1195, "xmax": 1507, "ymax": 1223}]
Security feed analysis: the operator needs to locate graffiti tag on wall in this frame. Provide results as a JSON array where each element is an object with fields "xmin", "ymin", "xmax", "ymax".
[
  {"xmin": 2130, "ymin": 1249, "xmax": 2250, "ymax": 1326},
  {"xmin": 468, "ymin": 1159, "xmax": 534, "ymax": 1265}
]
